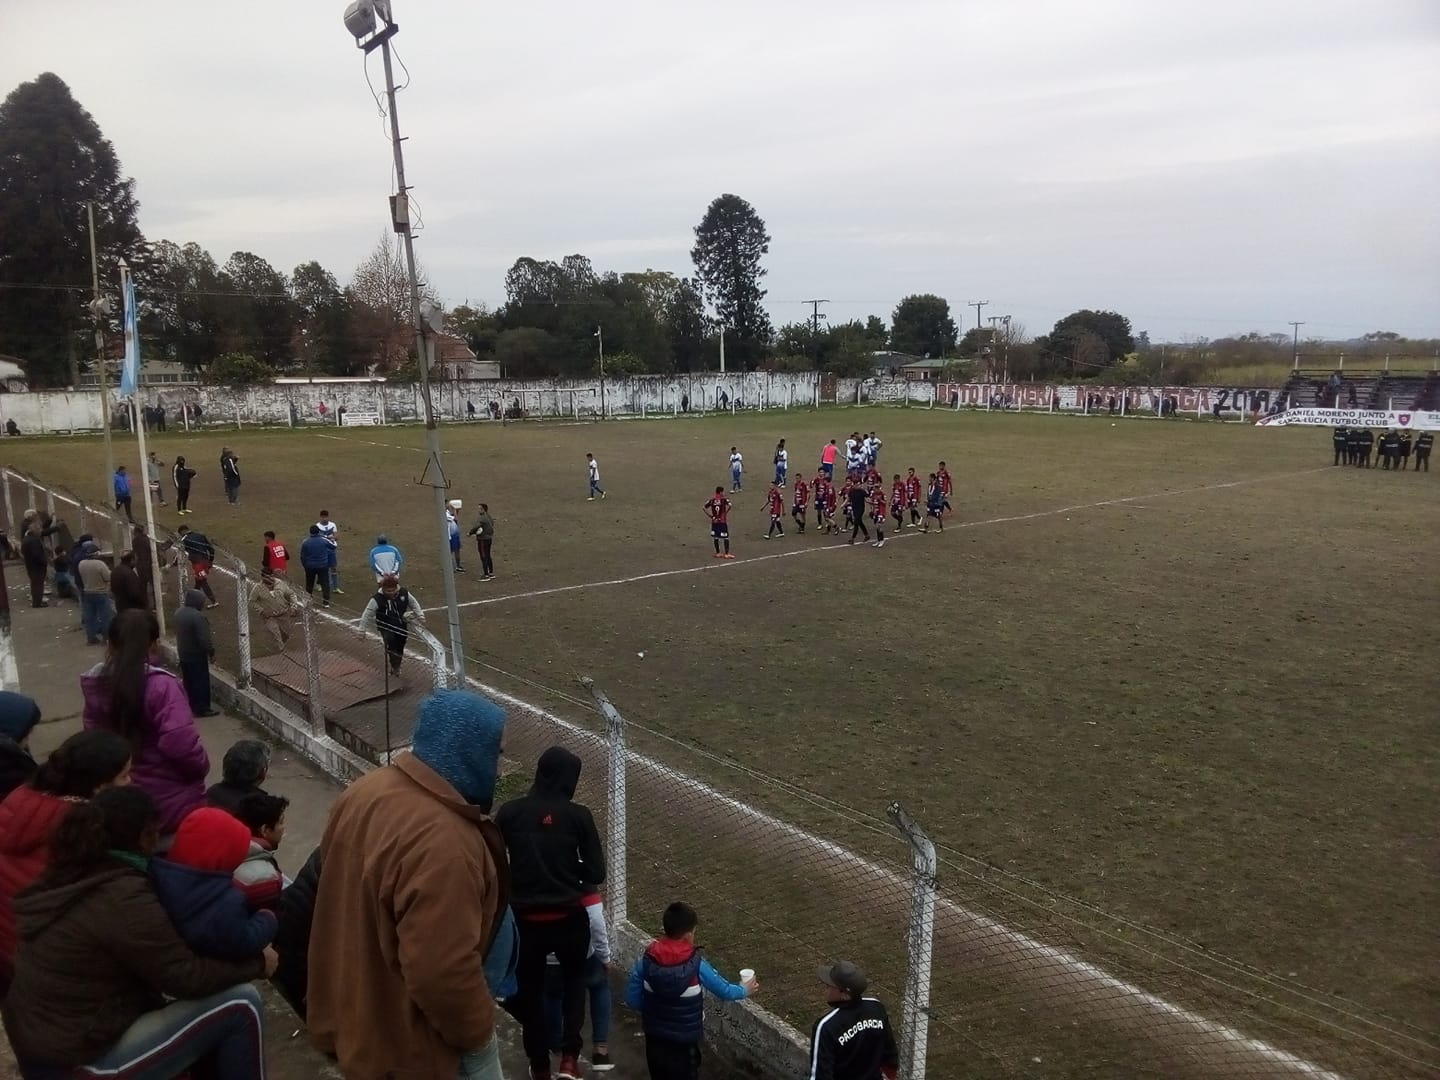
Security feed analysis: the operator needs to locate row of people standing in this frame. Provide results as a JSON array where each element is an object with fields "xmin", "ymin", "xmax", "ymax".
[{"xmin": 1331, "ymin": 427, "xmax": 1432, "ymax": 470}]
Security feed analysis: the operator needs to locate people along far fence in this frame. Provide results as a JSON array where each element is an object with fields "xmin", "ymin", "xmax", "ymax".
[{"xmin": 3, "ymin": 464, "xmax": 1428, "ymax": 1080}]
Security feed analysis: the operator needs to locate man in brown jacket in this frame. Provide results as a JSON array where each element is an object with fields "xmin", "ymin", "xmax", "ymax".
[{"xmin": 308, "ymin": 689, "xmax": 511, "ymax": 1080}]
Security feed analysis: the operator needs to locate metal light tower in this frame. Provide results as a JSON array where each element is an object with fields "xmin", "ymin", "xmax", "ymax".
[{"xmin": 345, "ymin": 0, "xmax": 465, "ymax": 684}]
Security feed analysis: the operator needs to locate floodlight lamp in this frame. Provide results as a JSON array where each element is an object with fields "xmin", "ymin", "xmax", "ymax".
[
  {"xmin": 420, "ymin": 300, "xmax": 444, "ymax": 333},
  {"xmin": 343, "ymin": 0, "xmax": 376, "ymax": 41},
  {"xmin": 89, "ymin": 297, "xmax": 113, "ymax": 318}
]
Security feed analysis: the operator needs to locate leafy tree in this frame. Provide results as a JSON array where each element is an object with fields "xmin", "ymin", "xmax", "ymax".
[
  {"xmin": 206, "ymin": 352, "xmax": 270, "ymax": 385},
  {"xmin": 290, "ymin": 261, "xmax": 354, "ymax": 375},
  {"xmin": 1048, "ymin": 309, "xmax": 1134, "ymax": 369},
  {"xmin": 221, "ymin": 251, "xmax": 292, "ymax": 366},
  {"xmin": 141, "ymin": 240, "xmax": 227, "ymax": 371},
  {"xmin": 349, "ymin": 232, "xmax": 434, "ymax": 370},
  {"xmin": 864, "ymin": 316, "xmax": 889, "ymax": 348},
  {"xmin": 493, "ymin": 327, "xmax": 558, "ymax": 379},
  {"xmin": 691, "ymin": 194, "xmax": 773, "ymax": 370},
  {"xmin": 664, "ymin": 278, "xmax": 707, "ymax": 372},
  {"xmin": 446, "ymin": 303, "xmax": 499, "ymax": 361},
  {"xmin": 0, "ymin": 73, "xmax": 147, "ymax": 387},
  {"xmin": 890, "ymin": 294, "xmax": 957, "ymax": 358},
  {"xmin": 958, "ymin": 326, "xmax": 990, "ymax": 357},
  {"xmin": 599, "ymin": 350, "xmax": 648, "ymax": 376}
]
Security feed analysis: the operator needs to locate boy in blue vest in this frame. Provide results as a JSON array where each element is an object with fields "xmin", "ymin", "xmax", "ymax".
[{"xmin": 625, "ymin": 901, "xmax": 756, "ymax": 1080}]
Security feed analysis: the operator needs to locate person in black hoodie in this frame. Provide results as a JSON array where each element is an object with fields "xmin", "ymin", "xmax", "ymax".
[{"xmin": 497, "ymin": 746, "xmax": 606, "ymax": 1080}]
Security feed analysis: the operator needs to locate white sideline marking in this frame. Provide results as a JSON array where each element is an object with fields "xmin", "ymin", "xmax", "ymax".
[
  {"xmin": 456, "ymin": 467, "xmax": 1331, "ymax": 610},
  {"xmin": 314, "ymin": 432, "xmax": 433, "ymax": 454}
]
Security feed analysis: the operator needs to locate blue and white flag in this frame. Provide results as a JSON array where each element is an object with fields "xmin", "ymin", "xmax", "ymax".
[{"xmin": 119, "ymin": 273, "xmax": 140, "ymax": 398}]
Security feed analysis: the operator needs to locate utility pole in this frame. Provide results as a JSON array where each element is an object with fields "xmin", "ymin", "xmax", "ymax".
[
  {"xmin": 969, "ymin": 299, "xmax": 989, "ymax": 331},
  {"xmin": 988, "ymin": 314, "xmax": 1011, "ymax": 382},
  {"xmin": 350, "ymin": 4, "xmax": 464, "ymax": 684},
  {"xmin": 595, "ymin": 325, "xmax": 605, "ymax": 418},
  {"xmin": 804, "ymin": 299, "xmax": 829, "ymax": 337},
  {"xmin": 1288, "ymin": 321, "xmax": 1305, "ymax": 371}
]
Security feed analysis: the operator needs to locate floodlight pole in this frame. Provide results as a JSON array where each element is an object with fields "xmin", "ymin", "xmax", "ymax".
[
  {"xmin": 87, "ymin": 204, "xmax": 119, "ymax": 529},
  {"xmin": 365, "ymin": 16, "xmax": 465, "ymax": 684}
]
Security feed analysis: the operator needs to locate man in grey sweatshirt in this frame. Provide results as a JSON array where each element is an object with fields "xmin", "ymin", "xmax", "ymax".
[{"xmin": 174, "ymin": 589, "xmax": 218, "ymax": 717}]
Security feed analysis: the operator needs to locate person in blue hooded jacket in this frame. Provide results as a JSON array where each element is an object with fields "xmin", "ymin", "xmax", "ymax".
[
  {"xmin": 626, "ymin": 901, "xmax": 755, "ymax": 1080},
  {"xmin": 369, "ymin": 535, "xmax": 404, "ymax": 582},
  {"xmin": 113, "ymin": 466, "xmax": 134, "ymax": 523},
  {"xmin": 150, "ymin": 807, "xmax": 278, "ymax": 961},
  {"xmin": 299, "ymin": 525, "xmax": 333, "ymax": 606}
]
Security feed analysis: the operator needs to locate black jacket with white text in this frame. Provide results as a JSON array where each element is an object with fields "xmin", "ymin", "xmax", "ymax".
[{"xmin": 808, "ymin": 996, "xmax": 899, "ymax": 1080}]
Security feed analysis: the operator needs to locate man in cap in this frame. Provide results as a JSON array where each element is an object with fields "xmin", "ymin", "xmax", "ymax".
[
  {"xmin": 77, "ymin": 541, "xmax": 114, "ymax": 645},
  {"xmin": 308, "ymin": 690, "xmax": 511, "ymax": 1080},
  {"xmin": 808, "ymin": 961, "xmax": 899, "ymax": 1080},
  {"xmin": 248, "ymin": 568, "xmax": 301, "ymax": 650}
]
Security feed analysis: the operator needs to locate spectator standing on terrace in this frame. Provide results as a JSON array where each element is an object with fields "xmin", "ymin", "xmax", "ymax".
[
  {"xmin": 78, "ymin": 541, "xmax": 115, "ymax": 644},
  {"xmin": 1, "ymin": 786, "xmax": 275, "ymax": 1078},
  {"xmin": 111, "ymin": 550, "xmax": 146, "ymax": 613},
  {"xmin": 172, "ymin": 594, "xmax": 216, "ymax": 722},
  {"xmin": 625, "ymin": 901, "xmax": 755, "ymax": 1080},
  {"xmin": 308, "ymin": 689, "xmax": 510, "ymax": 1080},
  {"xmin": 498, "ymin": 746, "xmax": 607, "ymax": 1080},
  {"xmin": 83, "ymin": 609, "xmax": 209, "ymax": 837},
  {"xmin": 807, "ymin": 961, "xmax": 899, "ymax": 1080}
]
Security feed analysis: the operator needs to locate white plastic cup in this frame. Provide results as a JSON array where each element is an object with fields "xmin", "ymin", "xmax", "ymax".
[{"xmin": 739, "ymin": 968, "xmax": 755, "ymax": 983}]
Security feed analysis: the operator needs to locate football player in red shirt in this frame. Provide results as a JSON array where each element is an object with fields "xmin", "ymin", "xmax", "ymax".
[
  {"xmin": 889, "ymin": 474, "xmax": 906, "ymax": 532},
  {"xmin": 839, "ymin": 478, "xmax": 856, "ymax": 531},
  {"xmin": 704, "ymin": 487, "xmax": 734, "ymax": 559},
  {"xmin": 937, "ymin": 460, "xmax": 954, "ymax": 513},
  {"xmin": 865, "ymin": 465, "xmax": 883, "ymax": 490},
  {"xmin": 904, "ymin": 468, "xmax": 923, "ymax": 528},
  {"xmin": 813, "ymin": 474, "xmax": 833, "ymax": 533},
  {"xmin": 869, "ymin": 485, "xmax": 888, "ymax": 548},
  {"xmin": 791, "ymin": 476, "xmax": 809, "ymax": 534},
  {"xmin": 764, "ymin": 483, "xmax": 786, "ymax": 539}
]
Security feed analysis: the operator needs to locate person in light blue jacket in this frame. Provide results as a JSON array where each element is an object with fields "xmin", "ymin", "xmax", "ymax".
[{"xmin": 368, "ymin": 535, "xmax": 404, "ymax": 582}]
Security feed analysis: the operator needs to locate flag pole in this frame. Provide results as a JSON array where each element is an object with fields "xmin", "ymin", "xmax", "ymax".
[{"xmin": 119, "ymin": 261, "xmax": 165, "ymax": 637}]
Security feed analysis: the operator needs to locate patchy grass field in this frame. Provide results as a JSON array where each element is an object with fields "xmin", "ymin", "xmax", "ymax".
[{"xmin": 6, "ymin": 408, "xmax": 1437, "ymax": 1072}]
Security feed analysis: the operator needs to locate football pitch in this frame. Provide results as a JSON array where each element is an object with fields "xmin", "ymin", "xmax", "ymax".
[{"xmin": 6, "ymin": 407, "xmax": 1437, "ymax": 1062}]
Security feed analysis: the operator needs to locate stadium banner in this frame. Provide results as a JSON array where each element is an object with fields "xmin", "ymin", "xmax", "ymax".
[
  {"xmin": 934, "ymin": 382, "xmax": 1276, "ymax": 414},
  {"xmin": 1254, "ymin": 408, "xmax": 1440, "ymax": 431}
]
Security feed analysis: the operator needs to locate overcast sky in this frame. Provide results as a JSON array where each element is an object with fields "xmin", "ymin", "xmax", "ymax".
[{"xmin": 5, "ymin": 0, "xmax": 1439, "ymax": 342}]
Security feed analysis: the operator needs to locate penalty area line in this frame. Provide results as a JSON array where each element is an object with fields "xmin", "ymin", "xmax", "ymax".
[{"xmin": 456, "ymin": 466, "xmax": 1329, "ymax": 610}]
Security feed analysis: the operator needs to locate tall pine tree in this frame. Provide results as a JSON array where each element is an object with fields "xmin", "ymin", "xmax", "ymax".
[
  {"xmin": 691, "ymin": 194, "xmax": 773, "ymax": 371},
  {"xmin": 0, "ymin": 73, "xmax": 146, "ymax": 387}
]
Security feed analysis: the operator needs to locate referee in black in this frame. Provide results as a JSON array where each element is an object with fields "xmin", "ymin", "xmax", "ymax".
[{"xmin": 846, "ymin": 482, "xmax": 869, "ymax": 545}]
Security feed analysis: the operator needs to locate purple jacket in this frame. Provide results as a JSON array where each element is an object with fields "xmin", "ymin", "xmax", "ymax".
[{"xmin": 81, "ymin": 664, "xmax": 209, "ymax": 833}]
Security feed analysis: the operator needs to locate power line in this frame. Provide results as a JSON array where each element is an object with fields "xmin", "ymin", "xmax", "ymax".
[
  {"xmin": 803, "ymin": 298, "xmax": 829, "ymax": 337},
  {"xmin": 969, "ymin": 299, "xmax": 989, "ymax": 331}
]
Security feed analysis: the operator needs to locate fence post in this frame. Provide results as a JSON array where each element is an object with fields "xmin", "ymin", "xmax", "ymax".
[
  {"xmin": 1, "ymin": 470, "xmax": 13, "ymax": 532},
  {"xmin": 45, "ymin": 487, "xmax": 56, "ymax": 523},
  {"xmin": 301, "ymin": 602, "xmax": 325, "ymax": 734},
  {"xmin": 888, "ymin": 802, "xmax": 936, "ymax": 1080},
  {"xmin": 581, "ymin": 676, "xmax": 628, "ymax": 934},
  {"xmin": 234, "ymin": 558, "xmax": 252, "ymax": 690}
]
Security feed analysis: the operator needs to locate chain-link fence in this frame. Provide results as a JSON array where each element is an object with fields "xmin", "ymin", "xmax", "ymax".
[{"xmin": 4, "ymin": 464, "xmax": 1436, "ymax": 1079}]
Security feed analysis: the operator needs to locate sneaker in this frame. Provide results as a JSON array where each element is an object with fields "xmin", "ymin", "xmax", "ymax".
[
  {"xmin": 557, "ymin": 1055, "xmax": 581, "ymax": 1079},
  {"xmin": 600, "ymin": 491, "xmax": 606, "ymax": 499},
  {"xmin": 762, "ymin": 534, "xmax": 770, "ymax": 540},
  {"xmin": 713, "ymin": 552, "xmax": 725, "ymax": 558},
  {"xmin": 322, "ymin": 600, "xmax": 331, "ymax": 608},
  {"xmin": 723, "ymin": 552, "xmax": 736, "ymax": 559},
  {"xmin": 591, "ymin": 1050, "xmax": 614, "ymax": 1071},
  {"xmin": 455, "ymin": 566, "xmax": 467, "ymax": 573},
  {"xmin": 587, "ymin": 496, "xmax": 595, "ymax": 501},
  {"xmin": 205, "ymin": 602, "xmax": 220, "ymax": 609},
  {"xmin": 877, "ymin": 539, "xmax": 886, "ymax": 548},
  {"xmin": 333, "ymin": 589, "xmax": 345, "ymax": 595}
]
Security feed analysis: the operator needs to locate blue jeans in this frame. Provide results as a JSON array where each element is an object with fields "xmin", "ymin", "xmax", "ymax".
[
  {"xmin": 457, "ymin": 1036, "xmax": 504, "ymax": 1080},
  {"xmin": 82, "ymin": 593, "xmax": 114, "ymax": 644},
  {"xmin": 76, "ymin": 983, "xmax": 263, "ymax": 1080},
  {"xmin": 589, "ymin": 480, "xmax": 604, "ymax": 497},
  {"xmin": 544, "ymin": 954, "xmax": 611, "ymax": 1050}
]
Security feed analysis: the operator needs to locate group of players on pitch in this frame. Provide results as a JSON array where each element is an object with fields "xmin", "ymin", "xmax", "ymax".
[{"xmin": 704, "ymin": 432, "xmax": 953, "ymax": 558}]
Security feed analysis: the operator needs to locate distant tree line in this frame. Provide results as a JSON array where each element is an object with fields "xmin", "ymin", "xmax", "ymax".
[{"xmin": 3, "ymin": 73, "xmax": 1431, "ymax": 389}]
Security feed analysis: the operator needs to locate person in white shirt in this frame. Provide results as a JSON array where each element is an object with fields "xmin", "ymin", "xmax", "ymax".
[
  {"xmin": 586, "ymin": 453, "xmax": 606, "ymax": 500},
  {"xmin": 772, "ymin": 439, "xmax": 788, "ymax": 487},
  {"xmin": 729, "ymin": 447, "xmax": 744, "ymax": 492},
  {"xmin": 315, "ymin": 510, "xmax": 341, "ymax": 594}
]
